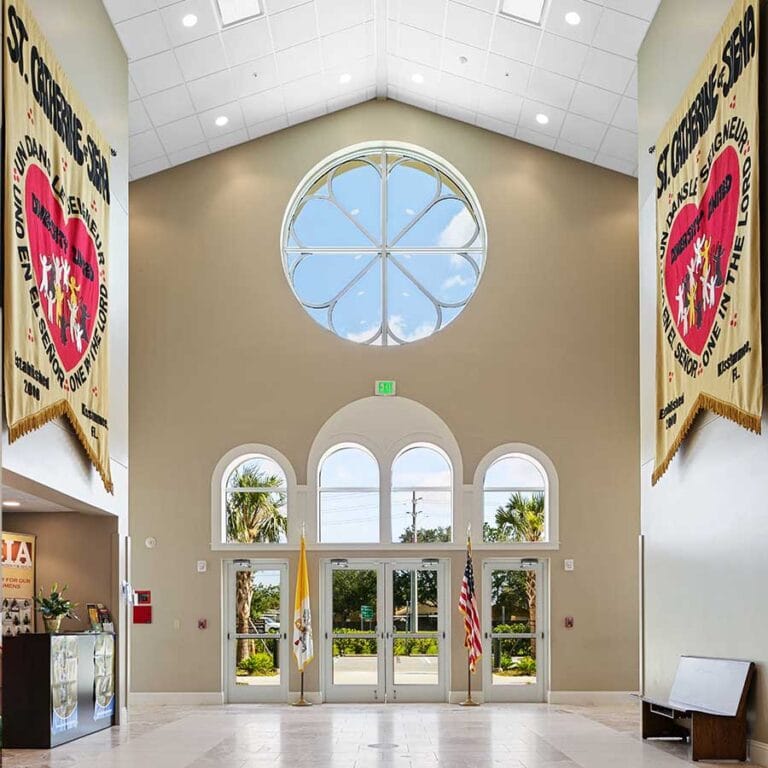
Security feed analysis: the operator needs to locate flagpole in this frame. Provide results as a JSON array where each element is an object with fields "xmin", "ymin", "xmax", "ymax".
[
  {"xmin": 460, "ymin": 524, "xmax": 480, "ymax": 706},
  {"xmin": 292, "ymin": 525, "xmax": 312, "ymax": 706}
]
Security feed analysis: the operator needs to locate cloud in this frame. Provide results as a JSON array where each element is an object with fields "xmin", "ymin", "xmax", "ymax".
[
  {"xmin": 438, "ymin": 206, "xmax": 477, "ymax": 249},
  {"xmin": 346, "ymin": 324, "xmax": 379, "ymax": 343},
  {"xmin": 442, "ymin": 274, "xmax": 470, "ymax": 290},
  {"xmin": 389, "ymin": 314, "xmax": 435, "ymax": 342}
]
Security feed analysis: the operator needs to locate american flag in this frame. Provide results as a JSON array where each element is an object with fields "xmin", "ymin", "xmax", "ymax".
[{"xmin": 458, "ymin": 537, "xmax": 482, "ymax": 671}]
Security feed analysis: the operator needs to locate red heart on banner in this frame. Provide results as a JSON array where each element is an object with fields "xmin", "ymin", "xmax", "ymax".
[
  {"xmin": 25, "ymin": 164, "xmax": 101, "ymax": 373},
  {"xmin": 664, "ymin": 145, "xmax": 740, "ymax": 357}
]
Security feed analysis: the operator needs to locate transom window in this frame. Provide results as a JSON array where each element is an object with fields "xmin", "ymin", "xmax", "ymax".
[
  {"xmin": 318, "ymin": 444, "xmax": 380, "ymax": 543},
  {"xmin": 224, "ymin": 455, "xmax": 288, "ymax": 544},
  {"xmin": 282, "ymin": 142, "xmax": 486, "ymax": 345},
  {"xmin": 482, "ymin": 454, "xmax": 547, "ymax": 544},
  {"xmin": 391, "ymin": 444, "xmax": 452, "ymax": 543}
]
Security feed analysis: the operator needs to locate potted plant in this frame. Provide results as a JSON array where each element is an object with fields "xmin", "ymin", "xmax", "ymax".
[{"xmin": 35, "ymin": 583, "xmax": 77, "ymax": 633}]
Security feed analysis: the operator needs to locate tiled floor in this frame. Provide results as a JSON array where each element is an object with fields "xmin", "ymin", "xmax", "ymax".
[{"xmin": 2, "ymin": 701, "xmax": 757, "ymax": 768}]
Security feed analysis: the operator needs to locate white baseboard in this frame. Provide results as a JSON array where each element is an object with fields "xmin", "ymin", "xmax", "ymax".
[
  {"xmin": 548, "ymin": 691, "xmax": 639, "ymax": 705},
  {"xmin": 128, "ymin": 691, "xmax": 225, "ymax": 706},
  {"xmin": 449, "ymin": 690, "xmax": 486, "ymax": 704},
  {"xmin": 749, "ymin": 739, "xmax": 768, "ymax": 767}
]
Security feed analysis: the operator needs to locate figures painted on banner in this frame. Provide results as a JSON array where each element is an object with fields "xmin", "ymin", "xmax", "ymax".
[{"xmin": 40, "ymin": 252, "xmax": 91, "ymax": 351}]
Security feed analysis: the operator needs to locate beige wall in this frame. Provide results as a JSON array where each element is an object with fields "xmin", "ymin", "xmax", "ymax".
[
  {"xmin": 129, "ymin": 99, "xmax": 639, "ymax": 697},
  {"xmin": 639, "ymin": 0, "xmax": 768, "ymax": 747},
  {"xmin": 3, "ymin": 511, "xmax": 117, "ymax": 634}
]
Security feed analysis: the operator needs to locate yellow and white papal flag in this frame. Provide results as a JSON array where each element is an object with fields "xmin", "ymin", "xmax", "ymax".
[{"xmin": 293, "ymin": 534, "xmax": 314, "ymax": 671}]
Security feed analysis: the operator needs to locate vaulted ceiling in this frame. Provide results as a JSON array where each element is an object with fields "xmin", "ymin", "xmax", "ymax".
[{"xmin": 106, "ymin": 0, "xmax": 659, "ymax": 180}]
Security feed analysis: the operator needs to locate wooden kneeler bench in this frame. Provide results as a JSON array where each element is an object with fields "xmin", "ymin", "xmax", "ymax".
[{"xmin": 642, "ymin": 656, "xmax": 756, "ymax": 762}]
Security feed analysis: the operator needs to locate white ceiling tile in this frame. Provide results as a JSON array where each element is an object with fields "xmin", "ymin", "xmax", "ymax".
[
  {"xmin": 544, "ymin": 0, "xmax": 604, "ymax": 45},
  {"xmin": 612, "ymin": 96, "xmax": 637, "ymax": 131},
  {"xmin": 475, "ymin": 113, "xmax": 517, "ymax": 137},
  {"xmin": 103, "ymin": 0, "xmax": 157, "ymax": 25},
  {"xmin": 396, "ymin": 0, "xmax": 445, "ymax": 33},
  {"xmin": 570, "ymin": 81, "xmax": 620, "ymax": 122},
  {"xmin": 602, "ymin": 0, "xmax": 660, "ymax": 22},
  {"xmin": 208, "ymin": 128, "xmax": 249, "ymax": 152},
  {"xmin": 556, "ymin": 139, "xmax": 597, "ymax": 163},
  {"xmin": 436, "ymin": 73, "xmax": 476, "ymax": 112},
  {"xmin": 324, "ymin": 58, "xmax": 376, "ymax": 98},
  {"xmin": 276, "ymin": 39, "xmax": 322, "ymax": 82},
  {"xmin": 389, "ymin": 56, "xmax": 441, "ymax": 95},
  {"xmin": 175, "ymin": 35, "xmax": 229, "ymax": 81},
  {"xmin": 599, "ymin": 125, "xmax": 637, "ymax": 160},
  {"xmin": 282, "ymin": 74, "xmax": 326, "ymax": 112},
  {"xmin": 130, "ymin": 51, "xmax": 185, "ymax": 96},
  {"xmin": 143, "ymin": 84, "xmax": 196, "ymax": 126},
  {"xmin": 264, "ymin": 0, "xmax": 309, "ymax": 13},
  {"xmin": 387, "ymin": 20, "xmax": 398, "ymax": 55},
  {"xmin": 559, "ymin": 112, "xmax": 608, "ymax": 150},
  {"xmin": 595, "ymin": 151, "xmax": 636, "ymax": 175},
  {"xmin": 221, "ymin": 18, "xmax": 273, "ymax": 66},
  {"xmin": 518, "ymin": 98, "xmax": 566, "ymax": 136},
  {"xmin": 316, "ymin": 0, "xmax": 374, "ymax": 36},
  {"xmin": 130, "ymin": 129, "xmax": 166, "ymax": 164},
  {"xmin": 269, "ymin": 3, "xmax": 318, "ymax": 51},
  {"xmin": 580, "ymin": 48, "xmax": 634, "ymax": 93},
  {"xmin": 526, "ymin": 68, "xmax": 575, "ymax": 110},
  {"xmin": 491, "ymin": 17, "xmax": 541, "ymax": 64},
  {"xmin": 515, "ymin": 126, "xmax": 557, "ymax": 150},
  {"xmin": 328, "ymin": 88, "xmax": 372, "ymax": 111},
  {"xmin": 199, "ymin": 102, "xmax": 246, "ymax": 138},
  {"xmin": 436, "ymin": 100, "xmax": 475, "ymax": 124},
  {"xmin": 115, "ymin": 12, "xmax": 171, "ymax": 61},
  {"xmin": 389, "ymin": 85, "xmax": 437, "ymax": 112},
  {"xmin": 247, "ymin": 114, "xmax": 290, "ymax": 139},
  {"xmin": 288, "ymin": 103, "xmax": 328, "ymax": 126},
  {"xmin": 484, "ymin": 53, "xmax": 531, "ymax": 94},
  {"xmin": 592, "ymin": 9, "xmax": 648, "ymax": 58},
  {"xmin": 160, "ymin": 0, "xmax": 221, "ymax": 47},
  {"xmin": 169, "ymin": 142, "xmax": 211, "ymax": 166},
  {"xmin": 398, "ymin": 25, "xmax": 443, "ymax": 68},
  {"xmin": 131, "ymin": 155, "xmax": 171, "ymax": 180},
  {"xmin": 535, "ymin": 33, "xmax": 588, "ymax": 78},
  {"xmin": 186, "ymin": 70, "xmax": 238, "ymax": 111},
  {"xmin": 625, "ymin": 67, "xmax": 638, "ymax": 98},
  {"xmin": 441, "ymin": 39, "xmax": 487, "ymax": 82},
  {"xmin": 455, "ymin": 0, "xmax": 497, "ymax": 11},
  {"xmin": 322, "ymin": 23, "xmax": 374, "ymax": 69},
  {"xmin": 129, "ymin": 100, "xmax": 152, "ymax": 135},
  {"xmin": 157, "ymin": 115, "xmax": 207, "ymax": 153},
  {"xmin": 444, "ymin": 2, "xmax": 493, "ymax": 50},
  {"xmin": 129, "ymin": 78, "xmax": 140, "ymax": 100},
  {"xmin": 232, "ymin": 56, "xmax": 280, "ymax": 97},
  {"xmin": 474, "ymin": 85, "xmax": 523, "ymax": 124},
  {"xmin": 240, "ymin": 88, "xmax": 287, "ymax": 125}
]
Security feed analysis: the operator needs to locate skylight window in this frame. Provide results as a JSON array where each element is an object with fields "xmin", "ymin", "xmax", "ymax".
[
  {"xmin": 500, "ymin": 0, "xmax": 547, "ymax": 25},
  {"xmin": 215, "ymin": 0, "xmax": 263, "ymax": 27}
]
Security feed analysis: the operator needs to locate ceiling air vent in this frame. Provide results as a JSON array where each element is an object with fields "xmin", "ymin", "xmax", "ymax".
[
  {"xmin": 499, "ymin": 0, "xmax": 547, "ymax": 25},
  {"xmin": 215, "ymin": 0, "xmax": 263, "ymax": 28}
]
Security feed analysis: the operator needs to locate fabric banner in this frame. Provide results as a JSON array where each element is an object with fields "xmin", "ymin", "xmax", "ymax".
[
  {"xmin": 3, "ymin": 0, "xmax": 112, "ymax": 492},
  {"xmin": 654, "ymin": 0, "xmax": 761, "ymax": 484}
]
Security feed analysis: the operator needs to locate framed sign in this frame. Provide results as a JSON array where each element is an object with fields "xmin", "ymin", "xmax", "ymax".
[{"xmin": 2, "ymin": 531, "xmax": 36, "ymax": 636}]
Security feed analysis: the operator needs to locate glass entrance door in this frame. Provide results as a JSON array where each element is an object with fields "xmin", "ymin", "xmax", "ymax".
[
  {"xmin": 226, "ymin": 561, "xmax": 289, "ymax": 703},
  {"xmin": 323, "ymin": 559, "xmax": 447, "ymax": 703},
  {"xmin": 482, "ymin": 560, "xmax": 546, "ymax": 702}
]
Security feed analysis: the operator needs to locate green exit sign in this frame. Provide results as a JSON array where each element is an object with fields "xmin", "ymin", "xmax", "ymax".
[{"xmin": 375, "ymin": 380, "xmax": 396, "ymax": 396}]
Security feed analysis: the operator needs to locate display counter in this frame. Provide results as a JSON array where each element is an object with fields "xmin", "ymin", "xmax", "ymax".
[{"xmin": 3, "ymin": 631, "xmax": 115, "ymax": 748}]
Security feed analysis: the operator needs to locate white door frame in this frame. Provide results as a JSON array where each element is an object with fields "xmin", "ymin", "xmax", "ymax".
[
  {"xmin": 481, "ymin": 558, "xmax": 549, "ymax": 703},
  {"xmin": 321, "ymin": 558, "xmax": 450, "ymax": 703},
  {"xmin": 225, "ymin": 559, "xmax": 289, "ymax": 703}
]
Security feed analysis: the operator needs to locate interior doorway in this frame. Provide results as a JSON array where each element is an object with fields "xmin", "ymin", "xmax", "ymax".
[
  {"xmin": 482, "ymin": 559, "xmax": 547, "ymax": 702},
  {"xmin": 225, "ymin": 560, "xmax": 289, "ymax": 703},
  {"xmin": 322, "ymin": 559, "xmax": 449, "ymax": 703}
]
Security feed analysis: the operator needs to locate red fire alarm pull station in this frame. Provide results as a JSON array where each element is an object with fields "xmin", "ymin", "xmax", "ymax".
[{"xmin": 133, "ymin": 590, "xmax": 153, "ymax": 623}]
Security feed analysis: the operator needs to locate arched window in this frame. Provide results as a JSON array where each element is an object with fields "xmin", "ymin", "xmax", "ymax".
[
  {"xmin": 224, "ymin": 454, "xmax": 288, "ymax": 544},
  {"xmin": 318, "ymin": 444, "xmax": 380, "ymax": 543},
  {"xmin": 482, "ymin": 454, "xmax": 548, "ymax": 544},
  {"xmin": 391, "ymin": 444, "xmax": 452, "ymax": 543},
  {"xmin": 282, "ymin": 142, "xmax": 487, "ymax": 346}
]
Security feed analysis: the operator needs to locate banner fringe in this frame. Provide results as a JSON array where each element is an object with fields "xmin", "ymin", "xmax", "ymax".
[
  {"xmin": 8, "ymin": 400, "xmax": 114, "ymax": 494},
  {"xmin": 652, "ymin": 393, "xmax": 762, "ymax": 485}
]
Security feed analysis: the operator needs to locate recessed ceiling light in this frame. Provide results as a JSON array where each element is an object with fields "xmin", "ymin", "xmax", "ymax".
[
  {"xmin": 500, "ymin": 0, "xmax": 546, "ymax": 25},
  {"xmin": 565, "ymin": 11, "xmax": 581, "ymax": 25},
  {"xmin": 535, "ymin": 113, "xmax": 550, "ymax": 125},
  {"xmin": 182, "ymin": 13, "xmax": 198, "ymax": 27},
  {"xmin": 3, "ymin": 500, "xmax": 20, "ymax": 507},
  {"xmin": 215, "ymin": 115, "xmax": 229, "ymax": 127},
  {"xmin": 411, "ymin": 73, "xmax": 424, "ymax": 84},
  {"xmin": 215, "ymin": 0, "xmax": 263, "ymax": 27},
  {"xmin": 339, "ymin": 73, "xmax": 352, "ymax": 84}
]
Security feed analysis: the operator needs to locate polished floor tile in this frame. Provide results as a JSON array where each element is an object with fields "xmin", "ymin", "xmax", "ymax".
[{"xmin": 2, "ymin": 702, "xmax": 759, "ymax": 768}]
